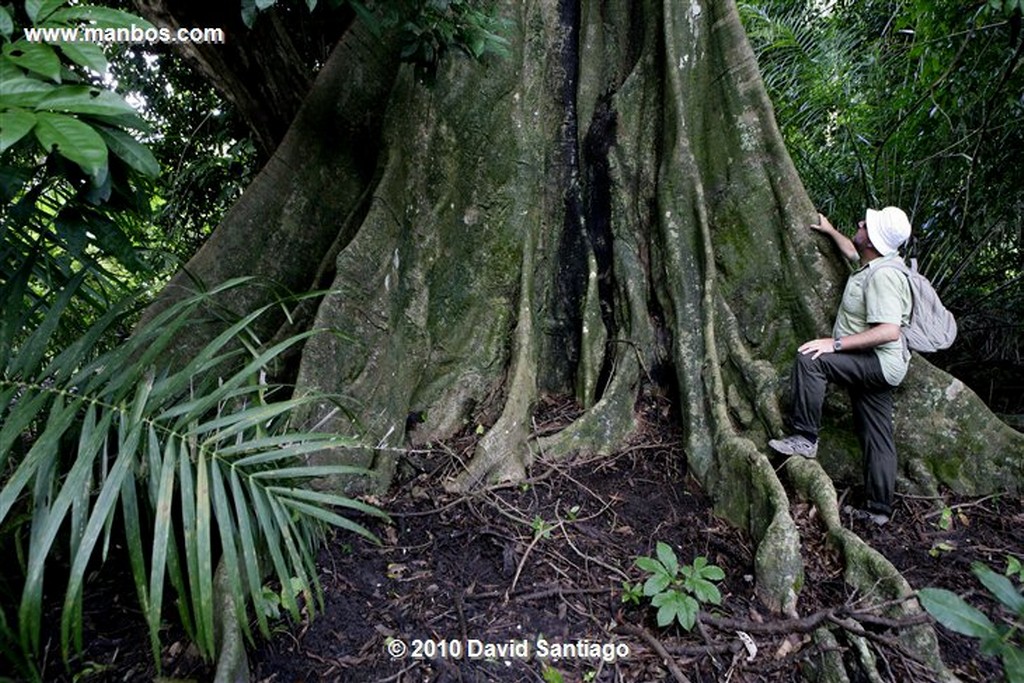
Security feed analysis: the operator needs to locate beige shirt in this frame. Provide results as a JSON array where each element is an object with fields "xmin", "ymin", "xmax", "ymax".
[{"xmin": 833, "ymin": 254, "xmax": 913, "ymax": 386}]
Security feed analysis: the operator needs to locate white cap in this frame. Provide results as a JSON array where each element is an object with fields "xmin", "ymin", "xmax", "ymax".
[{"xmin": 865, "ymin": 206, "xmax": 911, "ymax": 255}]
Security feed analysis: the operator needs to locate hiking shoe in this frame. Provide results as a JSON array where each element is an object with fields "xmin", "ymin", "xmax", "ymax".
[
  {"xmin": 843, "ymin": 505, "xmax": 890, "ymax": 526},
  {"xmin": 768, "ymin": 434, "xmax": 818, "ymax": 458}
]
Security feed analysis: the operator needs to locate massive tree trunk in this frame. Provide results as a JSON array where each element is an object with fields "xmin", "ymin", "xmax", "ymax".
[{"xmin": 144, "ymin": 0, "xmax": 1024, "ymax": 679}]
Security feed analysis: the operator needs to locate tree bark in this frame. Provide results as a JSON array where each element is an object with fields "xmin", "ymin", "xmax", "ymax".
[
  {"xmin": 135, "ymin": 18, "xmax": 401, "ymax": 365},
  {"xmin": 144, "ymin": 0, "xmax": 1023, "ymax": 679}
]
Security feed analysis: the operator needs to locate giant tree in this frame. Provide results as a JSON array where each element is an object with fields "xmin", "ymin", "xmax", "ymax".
[{"xmin": 135, "ymin": 0, "xmax": 1024, "ymax": 678}]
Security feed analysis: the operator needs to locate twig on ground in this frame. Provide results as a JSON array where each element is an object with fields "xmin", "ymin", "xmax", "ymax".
[
  {"xmin": 464, "ymin": 584, "xmax": 609, "ymax": 601},
  {"xmin": 615, "ymin": 623, "xmax": 693, "ymax": 683},
  {"xmin": 827, "ymin": 615, "xmax": 931, "ymax": 668},
  {"xmin": 920, "ymin": 493, "xmax": 1001, "ymax": 520},
  {"xmin": 506, "ymin": 522, "xmax": 559, "ymax": 599},
  {"xmin": 556, "ymin": 519, "xmax": 632, "ymax": 582}
]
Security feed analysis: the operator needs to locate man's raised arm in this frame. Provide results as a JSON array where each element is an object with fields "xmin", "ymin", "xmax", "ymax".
[{"xmin": 811, "ymin": 213, "xmax": 857, "ymax": 261}]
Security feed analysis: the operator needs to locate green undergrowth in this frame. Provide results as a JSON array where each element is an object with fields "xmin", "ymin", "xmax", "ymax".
[{"xmin": 0, "ymin": 275, "xmax": 386, "ymax": 681}]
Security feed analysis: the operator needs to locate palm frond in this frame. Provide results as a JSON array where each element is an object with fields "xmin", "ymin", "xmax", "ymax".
[{"xmin": 0, "ymin": 277, "xmax": 384, "ymax": 677}]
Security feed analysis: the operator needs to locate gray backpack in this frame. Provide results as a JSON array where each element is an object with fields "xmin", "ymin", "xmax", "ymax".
[{"xmin": 868, "ymin": 258, "xmax": 957, "ymax": 352}]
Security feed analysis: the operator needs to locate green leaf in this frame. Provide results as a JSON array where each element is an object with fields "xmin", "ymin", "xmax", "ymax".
[
  {"xmin": 972, "ymin": 562, "xmax": 1024, "ymax": 615},
  {"xmin": 0, "ymin": 395, "xmax": 81, "ymax": 528},
  {"xmin": 918, "ymin": 587, "xmax": 999, "ymax": 638},
  {"xmin": 652, "ymin": 590, "xmax": 699, "ymax": 630},
  {"xmin": 267, "ymin": 485, "xmax": 388, "ymax": 520},
  {"xmin": 249, "ymin": 483, "xmax": 300, "ymax": 619},
  {"xmin": 982, "ymin": 631, "xmax": 1013, "ymax": 657},
  {"xmin": 28, "ymin": 0, "xmax": 68, "ymax": 23},
  {"xmin": 642, "ymin": 572, "xmax": 671, "ymax": 597},
  {"xmin": 177, "ymin": 432, "xmax": 203, "ymax": 650},
  {"xmin": 655, "ymin": 542, "xmax": 679, "ymax": 578},
  {"xmin": 194, "ymin": 450, "xmax": 215, "ymax": 660},
  {"xmin": 689, "ymin": 577, "xmax": 722, "ymax": 605},
  {"xmin": 3, "ymin": 41, "xmax": 61, "ymax": 82},
  {"xmin": 9, "ymin": 269, "xmax": 87, "ymax": 380},
  {"xmin": 25, "ymin": 0, "xmax": 45, "ymax": 23},
  {"xmin": 241, "ymin": 0, "xmax": 257, "ymax": 28},
  {"xmin": 0, "ymin": 6, "xmax": 14, "ymax": 39},
  {"xmin": 0, "ymin": 108, "xmax": 37, "ymax": 154},
  {"xmin": 256, "ymin": 0, "xmax": 277, "ymax": 10},
  {"xmin": 635, "ymin": 556, "xmax": 664, "ymax": 573},
  {"xmin": 1008, "ymin": 556, "xmax": 1024, "ymax": 582},
  {"xmin": 48, "ymin": 6, "xmax": 153, "ymax": 30},
  {"xmin": 1, "ymin": 280, "xmax": 382, "ymax": 670},
  {"xmin": 280, "ymin": 498, "xmax": 378, "ymax": 542},
  {"xmin": 33, "ymin": 111, "xmax": 108, "ymax": 178},
  {"xmin": 701, "ymin": 565, "xmax": 726, "ymax": 581},
  {"xmin": 1003, "ymin": 645, "xmax": 1024, "ymax": 683},
  {"xmin": 268, "ymin": 491, "xmax": 313, "ymax": 616},
  {"xmin": 119, "ymin": 470, "xmax": 148, "ymax": 631},
  {"xmin": 16, "ymin": 404, "xmax": 109, "ymax": 657},
  {"xmin": 35, "ymin": 86, "xmax": 135, "ymax": 117},
  {"xmin": 56, "ymin": 41, "xmax": 108, "ymax": 74},
  {"xmin": 230, "ymin": 468, "xmax": 269, "ymax": 636},
  {"xmin": 191, "ymin": 399, "xmax": 302, "ymax": 441},
  {"xmin": 0, "ymin": 76, "xmax": 56, "ymax": 108},
  {"xmin": 146, "ymin": 437, "xmax": 178, "ymax": 664},
  {"xmin": 95, "ymin": 126, "xmax": 160, "ymax": 177},
  {"xmin": 0, "ymin": 390, "xmax": 51, "ymax": 476},
  {"xmin": 87, "ymin": 111, "xmax": 152, "ymax": 133},
  {"xmin": 349, "ymin": 1, "xmax": 381, "ymax": 37},
  {"xmin": 60, "ymin": 432, "xmax": 140, "ymax": 660},
  {"xmin": 208, "ymin": 461, "xmax": 252, "ymax": 646},
  {"xmin": 68, "ymin": 215, "xmax": 142, "ymax": 272}
]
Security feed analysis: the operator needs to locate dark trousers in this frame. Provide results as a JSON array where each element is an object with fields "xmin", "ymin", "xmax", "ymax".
[{"xmin": 789, "ymin": 351, "xmax": 896, "ymax": 515}]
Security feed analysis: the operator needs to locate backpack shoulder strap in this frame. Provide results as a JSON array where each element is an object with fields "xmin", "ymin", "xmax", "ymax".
[{"xmin": 863, "ymin": 258, "xmax": 910, "ymax": 287}]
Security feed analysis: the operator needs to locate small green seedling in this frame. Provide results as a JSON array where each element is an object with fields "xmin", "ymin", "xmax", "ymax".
[
  {"xmin": 259, "ymin": 576, "xmax": 305, "ymax": 620},
  {"xmin": 936, "ymin": 506, "xmax": 953, "ymax": 530},
  {"xmin": 542, "ymin": 665, "xmax": 565, "ymax": 683},
  {"xmin": 1007, "ymin": 556, "xmax": 1024, "ymax": 583},
  {"xmin": 621, "ymin": 580, "xmax": 643, "ymax": 606},
  {"xmin": 531, "ymin": 515, "xmax": 554, "ymax": 539},
  {"xmin": 933, "ymin": 504, "xmax": 969, "ymax": 531},
  {"xmin": 634, "ymin": 541, "xmax": 725, "ymax": 630},
  {"xmin": 929, "ymin": 541, "xmax": 956, "ymax": 558}
]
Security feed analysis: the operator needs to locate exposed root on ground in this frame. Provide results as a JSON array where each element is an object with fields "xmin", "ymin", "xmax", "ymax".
[
  {"xmin": 424, "ymin": 391, "xmax": 957, "ymax": 681},
  {"xmin": 785, "ymin": 457, "xmax": 956, "ymax": 681},
  {"xmin": 237, "ymin": 420, "xmax": 1019, "ymax": 682}
]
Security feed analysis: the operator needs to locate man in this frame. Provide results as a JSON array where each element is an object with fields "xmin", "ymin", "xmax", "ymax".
[{"xmin": 769, "ymin": 207, "xmax": 913, "ymax": 526}]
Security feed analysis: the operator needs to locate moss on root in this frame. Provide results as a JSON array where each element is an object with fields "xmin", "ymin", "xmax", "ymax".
[{"xmin": 785, "ymin": 458, "xmax": 956, "ymax": 682}]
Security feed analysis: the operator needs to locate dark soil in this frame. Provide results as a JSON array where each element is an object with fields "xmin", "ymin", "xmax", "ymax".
[{"xmin": 39, "ymin": 395, "xmax": 1024, "ymax": 683}]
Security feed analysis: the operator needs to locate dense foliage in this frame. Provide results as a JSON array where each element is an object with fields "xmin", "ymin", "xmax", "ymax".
[
  {"xmin": 245, "ymin": 0, "xmax": 510, "ymax": 77},
  {"xmin": 1, "ymin": 2, "xmax": 164, "ymax": 355},
  {"xmin": 743, "ymin": 0, "xmax": 1024, "ymax": 411},
  {"xmin": 0, "ymin": 277, "xmax": 384, "ymax": 680},
  {"xmin": 2, "ymin": 0, "xmax": 1021, "ymax": 677}
]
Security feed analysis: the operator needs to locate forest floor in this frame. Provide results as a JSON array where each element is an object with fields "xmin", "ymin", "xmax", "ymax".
[{"xmin": 51, "ymin": 395, "xmax": 1023, "ymax": 683}]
